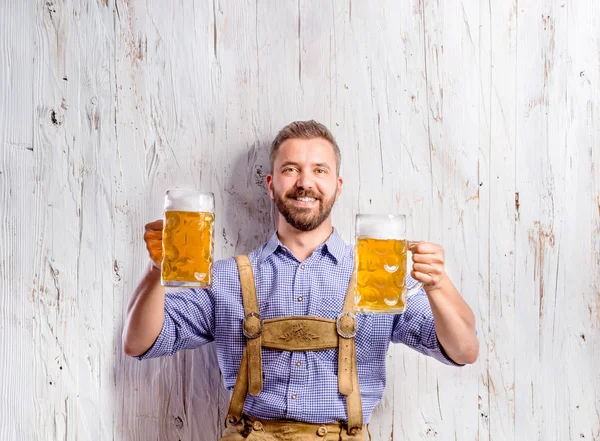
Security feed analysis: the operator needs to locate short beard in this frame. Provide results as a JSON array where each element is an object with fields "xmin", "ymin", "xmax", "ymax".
[{"xmin": 274, "ymin": 188, "xmax": 336, "ymax": 232}]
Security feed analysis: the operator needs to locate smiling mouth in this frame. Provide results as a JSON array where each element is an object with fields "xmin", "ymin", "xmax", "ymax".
[{"xmin": 289, "ymin": 196, "xmax": 320, "ymax": 207}]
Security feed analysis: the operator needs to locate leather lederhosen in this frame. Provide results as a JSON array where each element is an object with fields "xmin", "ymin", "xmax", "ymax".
[{"xmin": 224, "ymin": 255, "xmax": 364, "ymax": 439}]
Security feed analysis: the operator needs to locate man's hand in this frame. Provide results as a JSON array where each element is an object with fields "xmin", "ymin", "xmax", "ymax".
[
  {"xmin": 408, "ymin": 241, "xmax": 446, "ymax": 291},
  {"xmin": 144, "ymin": 219, "xmax": 164, "ymax": 269}
]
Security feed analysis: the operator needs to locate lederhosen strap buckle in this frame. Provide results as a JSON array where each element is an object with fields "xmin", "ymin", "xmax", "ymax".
[
  {"xmin": 242, "ymin": 312, "xmax": 263, "ymax": 339},
  {"xmin": 336, "ymin": 312, "xmax": 357, "ymax": 339}
]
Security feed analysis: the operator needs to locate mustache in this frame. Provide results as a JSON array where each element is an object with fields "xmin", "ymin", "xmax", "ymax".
[{"xmin": 285, "ymin": 189, "xmax": 321, "ymax": 200}]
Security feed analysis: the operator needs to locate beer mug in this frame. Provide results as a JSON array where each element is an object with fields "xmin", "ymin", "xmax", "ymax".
[
  {"xmin": 354, "ymin": 214, "xmax": 422, "ymax": 314},
  {"xmin": 161, "ymin": 190, "xmax": 215, "ymax": 288}
]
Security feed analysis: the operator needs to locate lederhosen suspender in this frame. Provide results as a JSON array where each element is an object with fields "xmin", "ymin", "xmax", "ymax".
[{"xmin": 226, "ymin": 255, "xmax": 363, "ymax": 435}]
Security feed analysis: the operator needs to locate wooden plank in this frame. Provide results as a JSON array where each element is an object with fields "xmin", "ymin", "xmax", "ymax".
[
  {"xmin": 561, "ymin": 2, "xmax": 600, "ymax": 439},
  {"xmin": 0, "ymin": 2, "xmax": 35, "ymax": 438},
  {"xmin": 477, "ymin": 0, "xmax": 492, "ymax": 438},
  {"xmin": 514, "ymin": 2, "xmax": 569, "ymax": 440},
  {"xmin": 29, "ymin": 0, "xmax": 118, "ymax": 440},
  {"xmin": 432, "ymin": 0, "xmax": 481, "ymax": 440},
  {"xmin": 484, "ymin": 2, "xmax": 518, "ymax": 440}
]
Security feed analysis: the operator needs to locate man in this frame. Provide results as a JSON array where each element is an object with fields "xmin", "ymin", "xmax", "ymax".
[{"xmin": 123, "ymin": 120, "xmax": 479, "ymax": 440}]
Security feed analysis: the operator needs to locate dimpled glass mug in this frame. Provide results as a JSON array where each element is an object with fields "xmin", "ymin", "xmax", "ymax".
[
  {"xmin": 353, "ymin": 214, "xmax": 422, "ymax": 314},
  {"xmin": 161, "ymin": 190, "xmax": 215, "ymax": 288}
]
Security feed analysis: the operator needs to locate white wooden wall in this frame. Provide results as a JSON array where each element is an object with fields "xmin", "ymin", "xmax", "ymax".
[{"xmin": 1, "ymin": 1, "xmax": 598, "ymax": 440}]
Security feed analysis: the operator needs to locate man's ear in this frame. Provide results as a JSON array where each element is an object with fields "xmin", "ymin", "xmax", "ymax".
[
  {"xmin": 335, "ymin": 175, "xmax": 343, "ymax": 201},
  {"xmin": 266, "ymin": 174, "xmax": 274, "ymax": 200}
]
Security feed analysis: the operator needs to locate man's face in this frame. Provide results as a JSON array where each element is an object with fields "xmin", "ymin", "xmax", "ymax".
[{"xmin": 266, "ymin": 138, "xmax": 343, "ymax": 232}]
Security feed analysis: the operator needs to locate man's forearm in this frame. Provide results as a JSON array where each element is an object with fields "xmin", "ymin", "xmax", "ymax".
[
  {"xmin": 122, "ymin": 262, "xmax": 166, "ymax": 357},
  {"xmin": 425, "ymin": 275, "xmax": 479, "ymax": 365}
]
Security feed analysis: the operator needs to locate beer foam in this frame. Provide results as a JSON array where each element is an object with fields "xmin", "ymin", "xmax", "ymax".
[
  {"xmin": 164, "ymin": 190, "xmax": 214, "ymax": 212},
  {"xmin": 355, "ymin": 214, "xmax": 405, "ymax": 240}
]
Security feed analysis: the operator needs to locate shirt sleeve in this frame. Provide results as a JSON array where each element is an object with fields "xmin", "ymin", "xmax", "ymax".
[
  {"xmin": 391, "ymin": 277, "xmax": 463, "ymax": 367},
  {"xmin": 136, "ymin": 287, "xmax": 215, "ymax": 360}
]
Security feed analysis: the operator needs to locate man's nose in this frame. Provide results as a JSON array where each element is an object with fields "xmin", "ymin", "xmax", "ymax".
[{"xmin": 296, "ymin": 171, "xmax": 315, "ymax": 189}]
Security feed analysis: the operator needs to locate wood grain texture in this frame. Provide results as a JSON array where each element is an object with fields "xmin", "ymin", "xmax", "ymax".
[{"xmin": 1, "ymin": 0, "xmax": 599, "ymax": 439}]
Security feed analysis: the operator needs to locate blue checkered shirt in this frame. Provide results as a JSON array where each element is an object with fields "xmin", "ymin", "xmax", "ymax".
[{"xmin": 137, "ymin": 229, "xmax": 460, "ymax": 424}]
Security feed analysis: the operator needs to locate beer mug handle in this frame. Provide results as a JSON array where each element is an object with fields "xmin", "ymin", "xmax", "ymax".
[{"xmin": 406, "ymin": 240, "xmax": 424, "ymax": 296}]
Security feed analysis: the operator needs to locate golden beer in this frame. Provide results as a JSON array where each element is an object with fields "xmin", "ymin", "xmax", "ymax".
[
  {"xmin": 355, "ymin": 238, "xmax": 408, "ymax": 312},
  {"xmin": 161, "ymin": 190, "xmax": 215, "ymax": 288},
  {"xmin": 354, "ymin": 214, "xmax": 421, "ymax": 314}
]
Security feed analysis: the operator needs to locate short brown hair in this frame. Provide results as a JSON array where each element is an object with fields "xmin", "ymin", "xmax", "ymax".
[{"xmin": 270, "ymin": 120, "xmax": 341, "ymax": 175}]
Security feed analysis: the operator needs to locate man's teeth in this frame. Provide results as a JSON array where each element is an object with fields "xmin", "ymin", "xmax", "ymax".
[{"xmin": 296, "ymin": 197, "xmax": 316, "ymax": 202}]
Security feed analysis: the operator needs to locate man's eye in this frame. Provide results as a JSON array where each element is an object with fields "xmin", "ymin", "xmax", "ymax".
[{"xmin": 316, "ymin": 168, "xmax": 326, "ymax": 174}]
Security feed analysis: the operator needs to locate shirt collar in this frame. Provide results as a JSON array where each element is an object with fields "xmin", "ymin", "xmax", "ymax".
[
  {"xmin": 321, "ymin": 228, "xmax": 345, "ymax": 264},
  {"xmin": 259, "ymin": 231, "xmax": 282, "ymax": 264},
  {"xmin": 259, "ymin": 228, "xmax": 346, "ymax": 265}
]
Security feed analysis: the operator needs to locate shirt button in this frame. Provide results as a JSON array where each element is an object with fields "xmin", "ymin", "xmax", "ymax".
[
  {"xmin": 296, "ymin": 361, "xmax": 302, "ymax": 367},
  {"xmin": 253, "ymin": 421, "xmax": 263, "ymax": 431},
  {"xmin": 298, "ymin": 296, "xmax": 303, "ymax": 302},
  {"xmin": 300, "ymin": 264, "xmax": 306, "ymax": 270},
  {"xmin": 291, "ymin": 394, "xmax": 297, "ymax": 400},
  {"xmin": 317, "ymin": 426, "xmax": 328, "ymax": 436}
]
